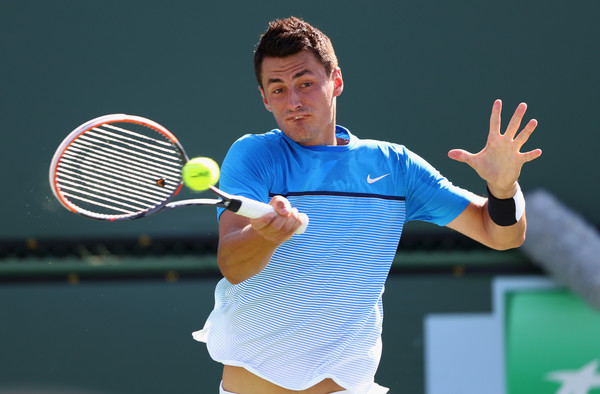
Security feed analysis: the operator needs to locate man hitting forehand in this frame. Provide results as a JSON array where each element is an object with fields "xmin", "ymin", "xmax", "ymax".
[{"xmin": 194, "ymin": 17, "xmax": 541, "ymax": 394}]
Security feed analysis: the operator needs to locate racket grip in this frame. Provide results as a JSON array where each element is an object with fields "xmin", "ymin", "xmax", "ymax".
[{"xmin": 234, "ymin": 196, "xmax": 308, "ymax": 235}]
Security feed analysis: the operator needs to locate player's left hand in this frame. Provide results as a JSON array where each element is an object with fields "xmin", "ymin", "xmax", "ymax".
[{"xmin": 448, "ymin": 99, "xmax": 542, "ymax": 198}]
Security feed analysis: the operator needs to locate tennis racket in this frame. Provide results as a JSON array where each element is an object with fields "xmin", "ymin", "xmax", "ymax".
[{"xmin": 48, "ymin": 114, "xmax": 308, "ymax": 233}]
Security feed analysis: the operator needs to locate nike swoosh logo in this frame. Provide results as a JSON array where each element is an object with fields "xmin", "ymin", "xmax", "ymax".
[{"xmin": 367, "ymin": 173, "xmax": 390, "ymax": 184}]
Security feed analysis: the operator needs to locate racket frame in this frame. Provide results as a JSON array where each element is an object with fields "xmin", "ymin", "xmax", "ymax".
[{"xmin": 49, "ymin": 114, "xmax": 188, "ymax": 221}]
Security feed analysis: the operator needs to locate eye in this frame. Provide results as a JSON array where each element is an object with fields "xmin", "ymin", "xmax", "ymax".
[
  {"xmin": 301, "ymin": 81, "xmax": 313, "ymax": 88},
  {"xmin": 272, "ymin": 87, "xmax": 285, "ymax": 94}
]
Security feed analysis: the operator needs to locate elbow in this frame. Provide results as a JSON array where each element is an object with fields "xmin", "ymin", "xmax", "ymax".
[
  {"xmin": 488, "ymin": 231, "xmax": 526, "ymax": 251},
  {"xmin": 515, "ymin": 232, "xmax": 526, "ymax": 248},
  {"xmin": 223, "ymin": 274, "xmax": 244, "ymax": 285},
  {"xmin": 220, "ymin": 268, "xmax": 239, "ymax": 284},
  {"xmin": 224, "ymin": 276, "xmax": 243, "ymax": 285},
  {"xmin": 219, "ymin": 269, "xmax": 243, "ymax": 286},
  {"xmin": 217, "ymin": 250, "xmax": 262, "ymax": 285},
  {"xmin": 217, "ymin": 255, "xmax": 244, "ymax": 285}
]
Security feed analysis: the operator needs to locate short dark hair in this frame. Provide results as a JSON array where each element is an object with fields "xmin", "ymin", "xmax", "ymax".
[{"xmin": 254, "ymin": 17, "xmax": 339, "ymax": 88}]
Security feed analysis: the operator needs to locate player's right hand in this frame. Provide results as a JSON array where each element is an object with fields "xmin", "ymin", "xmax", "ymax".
[{"xmin": 250, "ymin": 195, "xmax": 306, "ymax": 243}]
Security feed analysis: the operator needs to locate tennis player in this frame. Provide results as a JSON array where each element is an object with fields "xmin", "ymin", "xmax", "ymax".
[{"xmin": 193, "ymin": 17, "xmax": 542, "ymax": 394}]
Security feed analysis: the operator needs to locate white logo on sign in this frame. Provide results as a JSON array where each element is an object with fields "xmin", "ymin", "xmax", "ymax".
[{"xmin": 547, "ymin": 359, "xmax": 600, "ymax": 394}]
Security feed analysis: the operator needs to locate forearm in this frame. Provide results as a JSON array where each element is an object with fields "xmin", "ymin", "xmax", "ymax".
[
  {"xmin": 216, "ymin": 196, "xmax": 306, "ymax": 284},
  {"xmin": 217, "ymin": 224, "xmax": 280, "ymax": 284},
  {"xmin": 483, "ymin": 181, "xmax": 527, "ymax": 249},
  {"xmin": 481, "ymin": 198, "xmax": 527, "ymax": 250},
  {"xmin": 447, "ymin": 186, "xmax": 527, "ymax": 251}
]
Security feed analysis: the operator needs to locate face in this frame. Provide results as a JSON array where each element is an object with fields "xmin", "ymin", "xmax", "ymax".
[{"xmin": 259, "ymin": 50, "xmax": 343, "ymax": 146}]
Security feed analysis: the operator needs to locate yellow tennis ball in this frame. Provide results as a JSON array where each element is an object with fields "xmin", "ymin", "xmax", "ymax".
[{"xmin": 182, "ymin": 157, "xmax": 220, "ymax": 191}]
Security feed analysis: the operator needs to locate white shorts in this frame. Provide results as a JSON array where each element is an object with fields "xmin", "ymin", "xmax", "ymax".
[{"xmin": 219, "ymin": 381, "xmax": 351, "ymax": 393}]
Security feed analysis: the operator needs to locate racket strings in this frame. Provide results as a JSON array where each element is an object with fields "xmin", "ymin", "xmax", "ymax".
[
  {"xmin": 57, "ymin": 165, "xmax": 166, "ymax": 204},
  {"xmin": 55, "ymin": 122, "xmax": 184, "ymax": 217},
  {"xmin": 88, "ymin": 127, "xmax": 180, "ymax": 162},
  {"xmin": 64, "ymin": 141, "xmax": 180, "ymax": 181},
  {"xmin": 60, "ymin": 148, "xmax": 178, "ymax": 194}
]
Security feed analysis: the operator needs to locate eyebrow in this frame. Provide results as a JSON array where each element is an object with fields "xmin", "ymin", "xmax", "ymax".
[{"xmin": 266, "ymin": 69, "xmax": 313, "ymax": 86}]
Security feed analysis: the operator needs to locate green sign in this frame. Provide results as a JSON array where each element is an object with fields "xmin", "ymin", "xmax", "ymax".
[{"xmin": 506, "ymin": 290, "xmax": 600, "ymax": 393}]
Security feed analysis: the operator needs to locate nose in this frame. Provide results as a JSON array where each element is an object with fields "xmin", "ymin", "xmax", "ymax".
[{"xmin": 287, "ymin": 88, "xmax": 302, "ymax": 111}]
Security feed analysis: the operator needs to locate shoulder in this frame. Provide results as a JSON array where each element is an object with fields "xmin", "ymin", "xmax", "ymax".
[
  {"xmin": 229, "ymin": 129, "xmax": 284, "ymax": 152},
  {"xmin": 222, "ymin": 130, "xmax": 289, "ymax": 179},
  {"xmin": 224, "ymin": 130, "xmax": 288, "ymax": 166},
  {"xmin": 354, "ymin": 137, "xmax": 413, "ymax": 162},
  {"xmin": 353, "ymin": 137, "xmax": 440, "ymax": 185}
]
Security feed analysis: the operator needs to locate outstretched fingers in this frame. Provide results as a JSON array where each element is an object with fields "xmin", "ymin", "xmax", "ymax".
[
  {"xmin": 489, "ymin": 99, "xmax": 502, "ymax": 137},
  {"xmin": 513, "ymin": 118, "xmax": 539, "ymax": 149},
  {"xmin": 504, "ymin": 102, "xmax": 528, "ymax": 139}
]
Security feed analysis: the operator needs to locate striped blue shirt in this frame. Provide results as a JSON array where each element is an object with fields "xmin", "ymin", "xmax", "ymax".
[{"xmin": 193, "ymin": 126, "xmax": 472, "ymax": 393}]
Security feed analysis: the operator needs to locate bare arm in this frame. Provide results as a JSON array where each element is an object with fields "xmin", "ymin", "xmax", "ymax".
[
  {"xmin": 447, "ymin": 99, "xmax": 542, "ymax": 249},
  {"xmin": 217, "ymin": 196, "xmax": 306, "ymax": 284},
  {"xmin": 446, "ymin": 196, "xmax": 527, "ymax": 250}
]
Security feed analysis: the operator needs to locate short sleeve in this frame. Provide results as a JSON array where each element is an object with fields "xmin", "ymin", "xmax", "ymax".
[
  {"xmin": 216, "ymin": 134, "xmax": 275, "ymax": 219},
  {"xmin": 402, "ymin": 148, "xmax": 473, "ymax": 226}
]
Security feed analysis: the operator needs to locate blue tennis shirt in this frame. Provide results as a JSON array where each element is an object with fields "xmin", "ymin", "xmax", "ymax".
[{"xmin": 193, "ymin": 126, "xmax": 472, "ymax": 393}]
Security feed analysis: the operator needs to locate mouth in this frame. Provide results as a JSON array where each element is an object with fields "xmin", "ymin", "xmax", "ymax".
[{"xmin": 288, "ymin": 114, "xmax": 309, "ymax": 121}]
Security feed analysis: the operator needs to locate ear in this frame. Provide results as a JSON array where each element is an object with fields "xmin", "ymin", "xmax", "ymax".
[
  {"xmin": 258, "ymin": 86, "xmax": 272, "ymax": 112},
  {"xmin": 332, "ymin": 68, "xmax": 344, "ymax": 97}
]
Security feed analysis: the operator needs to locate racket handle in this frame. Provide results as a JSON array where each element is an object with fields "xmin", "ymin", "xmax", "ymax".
[{"xmin": 233, "ymin": 196, "xmax": 308, "ymax": 234}]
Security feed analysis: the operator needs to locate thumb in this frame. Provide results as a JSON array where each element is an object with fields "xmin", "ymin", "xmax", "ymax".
[
  {"xmin": 521, "ymin": 148, "xmax": 543, "ymax": 164},
  {"xmin": 269, "ymin": 195, "xmax": 292, "ymax": 216},
  {"xmin": 448, "ymin": 149, "xmax": 474, "ymax": 164}
]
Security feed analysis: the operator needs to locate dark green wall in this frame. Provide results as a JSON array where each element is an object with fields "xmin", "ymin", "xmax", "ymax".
[
  {"xmin": 3, "ymin": 0, "xmax": 598, "ymax": 241},
  {"xmin": 1, "ymin": 2, "xmax": 586, "ymax": 391},
  {"xmin": 0, "ymin": 274, "xmax": 493, "ymax": 393}
]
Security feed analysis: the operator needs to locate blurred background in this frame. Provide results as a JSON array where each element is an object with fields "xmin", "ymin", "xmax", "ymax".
[{"xmin": 1, "ymin": 0, "xmax": 598, "ymax": 393}]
